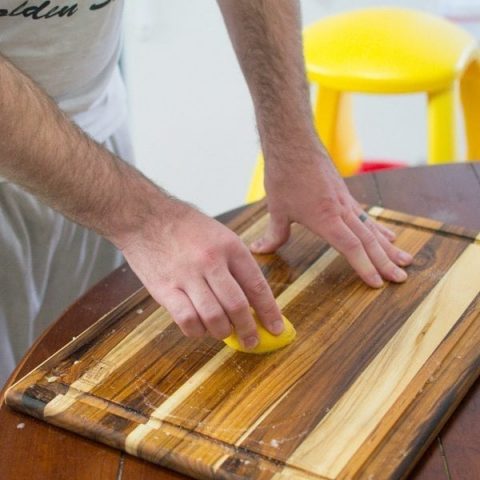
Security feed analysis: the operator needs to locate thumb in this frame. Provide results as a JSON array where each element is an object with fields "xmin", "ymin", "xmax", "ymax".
[{"xmin": 250, "ymin": 214, "xmax": 291, "ymax": 253}]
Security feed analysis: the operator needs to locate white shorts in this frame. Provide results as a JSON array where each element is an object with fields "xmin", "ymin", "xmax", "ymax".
[{"xmin": 0, "ymin": 121, "xmax": 134, "ymax": 387}]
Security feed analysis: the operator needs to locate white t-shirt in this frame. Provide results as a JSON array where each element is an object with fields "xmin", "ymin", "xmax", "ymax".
[{"xmin": 0, "ymin": 0, "xmax": 127, "ymax": 143}]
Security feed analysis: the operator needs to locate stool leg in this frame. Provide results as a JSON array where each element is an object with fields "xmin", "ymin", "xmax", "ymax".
[
  {"xmin": 246, "ymin": 152, "xmax": 265, "ymax": 203},
  {"xmin": 460, "ymin": 59, "xmax": 480, "ymax": 161},
  {"xmin": 313, "ymin": 86, "xmax": 340, "ymax": 152},
  {"xmin": 314, "ymin": 87, "xmax": 362, "ymax": 176},
  {"xmin": 427, "ymin": 87, "xmax": 456, "ymax": 164}
]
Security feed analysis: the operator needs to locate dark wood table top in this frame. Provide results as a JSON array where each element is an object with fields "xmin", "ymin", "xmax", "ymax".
[{"xmin": 1, "ymin": 163, "xmax": 479, "ymax": 480}]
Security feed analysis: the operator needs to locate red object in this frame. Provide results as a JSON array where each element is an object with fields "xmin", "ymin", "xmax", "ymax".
[{"xmin": 359, "ymin": 159, "xmax": 407, "ymax": 173}]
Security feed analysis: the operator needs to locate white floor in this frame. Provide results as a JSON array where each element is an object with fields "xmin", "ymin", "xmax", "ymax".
[{"xmin": 123, "ymin": 0, "xmax": 480, "ymax": 216}]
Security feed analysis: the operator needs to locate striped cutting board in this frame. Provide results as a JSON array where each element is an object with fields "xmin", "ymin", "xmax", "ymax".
[{"xmin": 5, "ymin": 206, "xmax": 480, "ymax": 480}]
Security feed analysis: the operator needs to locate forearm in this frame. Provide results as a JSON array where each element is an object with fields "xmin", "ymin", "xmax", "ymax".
[
  {"xmin": 0, "ymin": 54, "xmax": 173, "ymax": 247},
  {"xmin": 217, "ymin": 0, "xmax": 319, "ymax": 161},
  {"xmin": 0, "ymin": 51, "xmax": 285, "ymax": 347}
]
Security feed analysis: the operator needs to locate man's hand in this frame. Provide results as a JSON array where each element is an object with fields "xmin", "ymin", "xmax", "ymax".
[
  {"xmin": 251, "ymin": 146, "xmax": 413, "ymax": 288},
  {"xmin": 114, "ymin": 197, "xmax": 283, "ymax": 349},
  {"xmin": 218, "ymin": 0, "xmax": 413, "ymax": 286}
]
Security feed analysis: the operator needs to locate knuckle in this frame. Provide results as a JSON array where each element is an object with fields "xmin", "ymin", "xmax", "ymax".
[
  {"xmin": 324, "ymin": 222, "xmax": 346, "ymax": 241},
  {"xmin": 341, "ymin": 236, "xmax": 362, "ymax": 251},
  {"xmin": 317, "ymin": 197, "xmax": 340, "ymax": 217},
  {"xmin": 227, "ymin": 297, "xmax": 249, "ymax": 315},
  {"xmin": 174, "ymin": 310, "xmax": 197, "ymax": 328},
  {"xmin": 237, "ymin": 324, "xmax": 257, "ymax": 340},
  {"xmin": 383, "ymin": 243, "xmax": 397, "ymax": 259},
  {"xmin": 259, "ymin": 302, "xmax": 280, "ymax": 318},
  {"xmin": 215, "ymin": 328, "xmax": 232, "ymax": 340},
  {"xmin": 376, "ymin": 253, "xmax": 394, "ymax": 271},
  {"xmin": 221, "ymin": 232, "xmax": 242, "ymax": 251},
  {"xmin": 201, "ymin": 306, "xmax": 224, "ymax": 325},
  {"xmin": 362, "ymin": 231, "xmax": 377, "ymax": 248},
  {"xmin": 246, "ymin": 276, "xmax": 269, "ymax": 297},
  {"xmin": 229, "ymin": 240, "xmax": 250, "ymax": 259},
  {"xmin": 187, "ymin": 328, "xmax": 206, "ymax": 339},
  {"xmin": 204, "ymin": 318, "xmax": 231, "ymax": 339},
  {"xmin": 198, "ymin": 247, "xmax": 220, "ymax": 268}
]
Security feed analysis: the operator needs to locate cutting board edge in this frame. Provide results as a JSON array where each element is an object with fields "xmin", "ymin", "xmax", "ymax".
[
  {"xmin": 5, "ymin": 388, "xmax": 331, "ymax": 480},
  {"xmin": 3, "ymin": 286, "xmax": 149, "ymax": 404},
  {"xmin": 368, "ymin": 206, "xmax": 480, "ymax": 243}
]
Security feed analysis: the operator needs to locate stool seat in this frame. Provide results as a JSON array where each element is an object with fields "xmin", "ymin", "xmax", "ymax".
[
  {"xmin": 246, "ymin": 7, "xmax": 480, "ymax": 203},
  {"xmin": 303, "ymin": 7, "xmax": 478, "ymax": 93}
]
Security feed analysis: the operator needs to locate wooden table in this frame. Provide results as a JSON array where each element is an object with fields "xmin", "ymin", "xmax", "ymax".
[{"xmin": 1, "ymin": 163, "xmax": 479, "ymax": 480}]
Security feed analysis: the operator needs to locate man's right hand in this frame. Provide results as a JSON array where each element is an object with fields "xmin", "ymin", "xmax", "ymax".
[
  {"xmin": 113, "ymin": 197, "xmax": 284, "ymax": 350},
  {"xmin": 0, "ymin": 56, "xmax": 284, "ymax": 350}
]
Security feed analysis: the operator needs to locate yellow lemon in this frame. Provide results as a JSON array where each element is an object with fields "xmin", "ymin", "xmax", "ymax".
[{"xmin": 223, "ymin": 312, "xmax": 296, "ymax": 354}]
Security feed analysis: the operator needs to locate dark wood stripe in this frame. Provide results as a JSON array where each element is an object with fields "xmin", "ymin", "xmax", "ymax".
[
  {"xmin": 256, "ymin": 224, "xmax": 331, "ymax": 297},
  {"xmin": 93, "ymin": 332, "xmax": 224, "ymax": 437}
]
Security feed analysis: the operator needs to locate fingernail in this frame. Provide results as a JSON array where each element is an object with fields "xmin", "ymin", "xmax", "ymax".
[
  {"xmin": 244, "ymin": 336, "xmax": 259, "ymax": 349},
  {"xmin": 271, "ymin": 320, "xmax": 284, "ymax": 335},
  {"xmin": 398, "ymin": 252, "xmax": 413, "ymax": 264},
  {"xmin": 372, "ymin": 274, "xmax": 383, "ymax": 287},
  {"xmin": 250, "ymin": 240, "xmax": 262, "ymax": 250},
  {"xmin": 394, "ymin": 267, "xmax": 407, "ymax": 282},
  {"xmin": 221, "ymin": 326, "xmax": 233, "ymax": 339}
]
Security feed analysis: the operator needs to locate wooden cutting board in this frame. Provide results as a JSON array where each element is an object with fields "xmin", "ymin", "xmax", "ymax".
[{"xmin": 5, "ymin": 205, "xmax": 480, "ymax": 480}]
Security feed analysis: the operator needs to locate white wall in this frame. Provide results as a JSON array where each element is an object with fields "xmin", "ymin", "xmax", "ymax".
[{"xmin": 123, "ymin": 0, "xmax": 479, "ymax": 216}]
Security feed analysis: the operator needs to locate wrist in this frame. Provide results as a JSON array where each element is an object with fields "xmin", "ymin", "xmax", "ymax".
[
  {"xmin": 262, "ymin": 134, "xmax": 329, "ymax": 171},
  {"xmin": 101, "ymin": 169, "xmax": 187, "ymax": 252}
]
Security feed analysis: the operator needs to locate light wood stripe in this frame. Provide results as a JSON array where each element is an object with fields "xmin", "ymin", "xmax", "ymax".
[
  {"xmin": 149, "ymin": 348, "xmax": 235, "ymax": 423},
  {"xmin": 372, "ymin": 207, "xmax": 445, "ymax": 233},
  {"xmin": 212, "ymin": 385, "xmax": 297, "ymax": 472},
  {"xmin": 235, "ymin": 385, "xmax": 295, "ymax": 447},
  {"xmin": 367, "ymin": 206, "xmax": 384, "ymax": 218},
  {"xmin": 274, "ymin": 247, "xmax": 338, "ymax": 307},
  {"xmin": 124, "ymin": 248, "xmax": 339, "ymax": 455},
  {"xmin": 125, "ymin": 418, "xmax": 163, "ymax": 456},
  {"xmin": 238, "ymin": 212, "xmax": 269, "ymax": 245},
  {"xmin": 288, "ymin": 243, "xmax": 480, "ymax": 478},
  {"xmin": 44, "ymin": 308, "xmax": 172, "ymax": 417},
  {"xmin": 372, "ymin": 207, "xmax": 480, "ymax": 243},
  {"xmin": 338, "ymin": 291, "xmax": 480, "ymax": 477},
  {"xmin": 271, "ymin": 468, "xmax": 330, "ymax": 480}
]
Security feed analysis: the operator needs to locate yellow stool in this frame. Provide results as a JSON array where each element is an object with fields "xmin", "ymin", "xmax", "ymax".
[{"xmin": 247, "ymin": 7, "xmax": 480, "ymax": 203}]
